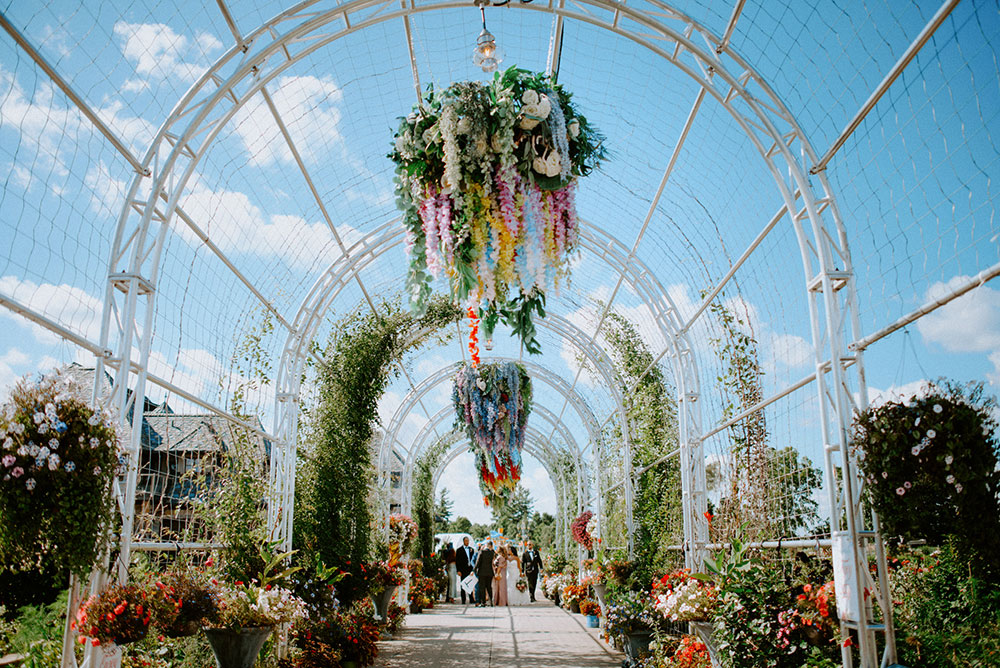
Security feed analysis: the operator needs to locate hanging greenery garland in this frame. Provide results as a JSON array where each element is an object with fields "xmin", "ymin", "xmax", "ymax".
[
  {"xmin": 389, "ymin": 66, "xmax": 607, "ymax": 354},
  {"xmin": 452, "ymin": 361, "xmax": 532, "ymax": 495}
]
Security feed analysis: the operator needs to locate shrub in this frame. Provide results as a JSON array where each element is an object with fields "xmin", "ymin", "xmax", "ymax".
[{"xmin": 147, "ymin": 571, "xmax": 217, "ymax": 637}]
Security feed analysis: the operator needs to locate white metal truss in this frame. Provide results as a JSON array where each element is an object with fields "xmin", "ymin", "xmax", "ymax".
[{"xmin": 68, "ymin": 0, "xmax": 890, "ymax": 665}]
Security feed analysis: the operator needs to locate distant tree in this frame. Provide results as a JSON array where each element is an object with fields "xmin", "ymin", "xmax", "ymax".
[
  {"xmin": 529, "ymin": 511, "xmax": 556, "ymax": 551},
  {"xmin": 434, "ymin": 488, "xmax": 454, "ymax": 533},
  {"xmin": 491, "ymin": 487, "xmax": 534, "ymax": 538},
  {"xmin": 469, "ymin": 522, "xmax": 492, "ymax": 540},
  {"xmin": 714, "ymin": 446, "xmax": 823, "ymax": 538},
  {"xmin": 448, "ymin": 516, "xmax": 473, "ymax": 534}
]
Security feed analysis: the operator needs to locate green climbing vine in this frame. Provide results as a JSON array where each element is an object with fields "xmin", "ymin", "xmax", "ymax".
[
  {"xmin": 412, "ymin": 436, "xmax": 451, "ymax": 558},
  {"xmin": 294, "ymin": 296, "xmax": 461, "ymax": 603},
  {"xmin": 600, "ymin": 311, "xmax": 682, "ymax": 581}
]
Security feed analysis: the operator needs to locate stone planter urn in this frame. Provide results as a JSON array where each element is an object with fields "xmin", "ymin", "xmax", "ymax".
[
  {"xmin": 592, "ymin": 583, "xmax": 609, "ymax": 617},
  {"xmin": 623, "ymin": 630, "xmax": 654, "ymax": 662},
  {"xmin": 690, "ymin": 621, "xmax": 722, "ymax": 667},
  {"xmin": 203, "ymin": 627, "xmax": 273, "ymax": 668},
  {"xmin": 372, "ymin": 585, "xmax": 398, "ymax": 621}
]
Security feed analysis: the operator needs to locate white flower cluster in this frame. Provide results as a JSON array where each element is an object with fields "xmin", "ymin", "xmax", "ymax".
[
  {"xmin": 653, "ymin": 580, "xmax": 715, "ymax": 622},
  {"xmin": 585, "ymin": 515, "xmax": 600, "ymax": 540},
  {"xmin": 542, "ymin": 573, "xmax": 572, "ymax": 598}
]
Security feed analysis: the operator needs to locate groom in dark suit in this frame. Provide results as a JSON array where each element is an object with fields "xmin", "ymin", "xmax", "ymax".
[
  {"xmin": 455, "ymin": 537, "xmax": 476, "ymax": 605},
  {"xmin": 522, "ymin": 541, "xmax": 543, "ymax": 602},
  {"xmin": 474, "ymin": 541, "xmax": 496, "ymax": 606}
]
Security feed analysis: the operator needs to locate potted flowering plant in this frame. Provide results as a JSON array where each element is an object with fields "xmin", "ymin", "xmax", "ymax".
[
  {"xmin": 667, "ymin": 635, "xmax": 712, "ymax": 668},
  {"xmin": 651, "ymin": 569, "xmax": 717, "ymax": 622},
  {"xmin": 543, "ymin": 573, "xmax": 571, "ymax": 606},
  {"xmin": 203, "ymin": 580, "xmax": 307, "ymax": 668},
  {"xmin": 603, "ymin": 590, "xmax": 660, "ymax": 660},
  {"xmin": 148, "ymin": 571, "xmax": 218, "ymax": 637},
  {"xmin": 366, "ymin": 559, "xmax": 406, "ymax": 620},
  {"xmin": 74, "ymin": 584, "xmax": 151, "ymax": 648},
  {"xmin": 560, "ymin": 583, "xmax": 587, "ymax": 613},
  {"xmin": 852, "ymin": 380, "xmax": 1000, "ymax": 583},
  {"xmin": 0, "ymin": 373, "xmax": 120, "ymax": 579},
  {"xmin": 776, "ymin": 581, "xmax": 838, "ymax": 653},
  {"xmin": 579, "ymin": 599, "xmax": 601, "ymax": 627}
]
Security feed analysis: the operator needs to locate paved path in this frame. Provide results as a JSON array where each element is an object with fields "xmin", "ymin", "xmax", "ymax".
[{"xmin": 374, "ymin": 601, "xmax": 623, "ymax": 668}]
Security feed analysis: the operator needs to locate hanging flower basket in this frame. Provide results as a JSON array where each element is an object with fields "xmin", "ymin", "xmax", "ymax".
[
  {"xmin": 571, "ymin": 511, "xmax": 594, "ymax": 550},
  {"xmin": 0, "ymin": 372, "xmax": 121, "ymax": 579},
  {"xmin": 390, "ymin": 66, "xmax": 607, "ymax": 354},
  {"xmin": 453, "ymin": 361, "xmax": 532, "ymax": 492},
  {"xmin": 388, "ymin": 513, "xmax": 418, "ymax": 562}
]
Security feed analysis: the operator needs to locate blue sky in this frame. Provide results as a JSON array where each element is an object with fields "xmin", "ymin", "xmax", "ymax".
[{"xmin": 1, "ymin": 0, "xmax": 998, "ymax": 526}]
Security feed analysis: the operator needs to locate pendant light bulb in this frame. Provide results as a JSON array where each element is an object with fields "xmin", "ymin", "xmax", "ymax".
[{"xmin": 472, "ymin": 6, "xmax": 502, "ymax": 72}]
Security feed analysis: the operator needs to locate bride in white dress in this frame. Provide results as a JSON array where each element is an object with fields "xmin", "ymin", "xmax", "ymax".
[{"xmin": 505, "ymin": 546, "xmax": 531, "ymax": 606}]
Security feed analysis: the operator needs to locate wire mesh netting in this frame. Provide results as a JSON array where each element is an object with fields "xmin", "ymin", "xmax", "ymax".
[{"xmin": 0, "ymin": 0, "xmax": 998, "ymax": 576}]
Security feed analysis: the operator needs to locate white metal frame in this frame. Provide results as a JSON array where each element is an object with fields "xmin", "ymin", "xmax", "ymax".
[{"xmin": 1, "ymin": 0, "xmax": 926, "ymax": 665}]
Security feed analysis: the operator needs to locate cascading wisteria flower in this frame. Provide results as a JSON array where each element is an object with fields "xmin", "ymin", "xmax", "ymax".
[
  {"xmin": 452, "ymin": 361, "xmax": 532, "ymax": 495},
  {"xmin": 390, "ymin": 66, "xmax": 607, "ymax": 354}
]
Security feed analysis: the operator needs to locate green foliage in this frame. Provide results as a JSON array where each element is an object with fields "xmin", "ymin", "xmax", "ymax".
[
  {"xmin": 295, "ymin": 297, "xmax": 460, "ymax": 601},
  {"xmin": 447, "ymin": 516, "xmax": 473, "ymax": 534},
  {"xmin": 890, "ymin": 542, "xmax": 1000, "ymax": 667},
  {"xmin": 491, "ymin": 486, "xmax": 534, "ymax": 535},
  {"xmin": 434, "ymin": 488, "xmax": 453, "ymax": 531},
  {"xmin": 0, "ymin": 374, "xmax": 119, "ymax": 580},
  {"xmin": 706, "ymin": 298, "xmax": 770, "ymax": 540},
  {"xmin": 529, "ymin": 512, "xmax": 556, "ymax": 552},
  {"xmin": 710, "ymin": 447, "xmax": 824, "ymax": 538},
  {"xmin": 413, "ymin": 436, "xmax": 450, "ymax": 559},
  {"xmin": 2, "ymin": 591, "xmax": 68, "ymax": 667},
  {"xmin": 853, "ymin": 380, "xmax": 1000, "ymax": 583},
  {"xmin": 601, "ymin": 311, "xmax": 681, "ymax": 583}
]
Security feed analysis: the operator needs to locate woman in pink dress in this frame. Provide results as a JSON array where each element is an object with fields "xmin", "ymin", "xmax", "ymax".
[{"xmin": 493, "ymin": 546, "xmax": 509, "ymax": 606}]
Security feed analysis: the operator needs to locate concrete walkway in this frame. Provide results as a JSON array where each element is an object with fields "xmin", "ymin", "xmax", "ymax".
[{"xmin": 374, "ymin": 601, "xmax": 623, "ymax": 668}]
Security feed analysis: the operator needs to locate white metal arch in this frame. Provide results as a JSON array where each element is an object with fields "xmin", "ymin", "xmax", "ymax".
[
  {"xmin": 91, "ymin": 0, "xmax": 888, "ymax": 664},
  {"xmin": 271, "ymin": 220, "xmax": 702, "ymax": 556},
  {"xmin": 394, "ymin": 395, "xmax": 592, "ymax": 518},
  {"xmin": 422, "ymin": 427, "xmax": 581, "ymax": 556}
]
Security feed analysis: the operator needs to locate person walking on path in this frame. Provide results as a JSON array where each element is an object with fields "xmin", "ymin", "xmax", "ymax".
[
  {"xmin": 456, "ymin": 537, "xmax": 476, "ymax": 605},
  {"xmin": 443, "ymin": 542, "xmax": 458, "ymax": 603},
  {"xmin": 493, "ymin": 545, "xmax": 509, "ymax": 607},
  {"xmin": 475, "ymin": 541, "xmax": 496, "ymax": 606},
  {"xmin": 522, "ymin": 541, "xmax": 543, "ymax": 602}
]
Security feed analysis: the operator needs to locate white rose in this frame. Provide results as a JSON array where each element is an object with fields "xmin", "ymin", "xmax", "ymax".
[
  {"xmin": 457, "ymin": 117, "xmax": 471, "ymax": 134},
  {"xmin": 544, "ymin": 151, "xmax": 561, "ymax": 177},
  {"xmin": 521, "ymin": 89, "xmax": 539, "ymax": 106},
  {"xmin": 395, "ymin": 135, "xmax": 405, "ymax": 153},
  {"xmin": 568, "ymin": 119, "xmax": 580, "ymax": 138},
  {"xmin": 532, "ymin": 156, "xmax": 548, "ymax": 174}
]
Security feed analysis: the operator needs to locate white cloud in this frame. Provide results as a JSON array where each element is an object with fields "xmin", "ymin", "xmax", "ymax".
[
  {"xmin": 765, "ymin": 333, "xmax": 813, "ymax": 371},
  {"xmin": 865, "ymin": 379, "xmax": 932, "ymax": 406},
  {"xmin": 177, "ymin": 182, "xmax": 356, "ymax": 270},
  {"xmin": 438, "ymin": 451, "xmax": 491, "ymax": 524},
  {"xmin": 0, "ymin": 65, "xmax": 155, "ymax": 179},
  {"xmin": 231, "ymin": 75, "xmax": 344, "ymax": 166},
  {"xmin": 85, "ymin": 161, "xmax": 128, "ymax": 216},
  {"xmin": 113, "ymin": 22, "xmax": 221, "ymax": 87},
  {"xmin": 0, "ymin": 276, "xmax": 103, "ymax": 345},
  {"xmin": 917, "ymin": 277, "xmax": 1000, "ymax": 353},
  {"xmin": 916, "ymin": 276, "xmax": 1000, "ymax": 384}
]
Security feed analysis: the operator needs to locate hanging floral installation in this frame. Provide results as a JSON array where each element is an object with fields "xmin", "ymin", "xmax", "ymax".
[
  {"xmin": 476, "ymin": 450, "xmax": 516, "ymax": 507},
  {"xmin": 453, "ymin": 361, "xmax": 532, "ymax": 500},
  {"xmin": 389, "ymin": 66, "xmax": 607, "ymax": 354}
]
